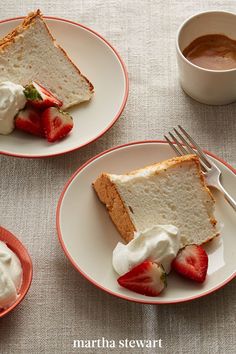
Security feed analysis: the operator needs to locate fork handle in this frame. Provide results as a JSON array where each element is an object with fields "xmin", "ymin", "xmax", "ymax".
[{"xmin": 218, "ymin": 183, "xmax": 236, "ymax": 211}]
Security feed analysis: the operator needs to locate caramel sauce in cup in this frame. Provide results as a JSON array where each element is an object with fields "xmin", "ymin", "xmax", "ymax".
[
  {"xmin": 176, "ymin": 11, "xmax": 236, "ymax": 104},
  {"xmin": 183, "ymin": 34, "xmax": 236, "ymax": 70}
]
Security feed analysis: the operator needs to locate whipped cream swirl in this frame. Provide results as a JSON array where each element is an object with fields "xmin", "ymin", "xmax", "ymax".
[
  {"xmin": 0, "ymin": 81, "xmax": 26, "ymax": 135},
  {"xmin": 0, "ymin": 241, "xmax": 23, "ymax": 309},
  {"xmin": 112, "ymin": 225, "xmax": 180, "ymax": 275}
]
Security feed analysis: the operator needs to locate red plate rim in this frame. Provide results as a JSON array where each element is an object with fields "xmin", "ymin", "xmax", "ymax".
[
  {"xmin": 0, "ymin": 15, "xmax": 129, "ymax": 158},
  {"xmin": 0, "ymin": 226, "xmax": 33, "ymax": 317},
  {"xmin": 56, "ymin": 140, "xmax": 236, "ymax": 304}
]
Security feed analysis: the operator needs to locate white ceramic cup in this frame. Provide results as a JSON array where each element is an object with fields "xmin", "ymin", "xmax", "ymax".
[{"xmin": 176, "ymin": 11, "xmax": 236, "ymax": 105}]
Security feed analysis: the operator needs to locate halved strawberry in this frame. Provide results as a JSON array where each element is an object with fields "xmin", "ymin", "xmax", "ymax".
[
  {"xmin": 117, "ymin": 261, "xmax": 167, "ymax": 297},
  {"xmin": 15, "ymin": 108, "xmax": 44, "ymax": 137},
  {"xmin": 42, "ymin": 107, "xmax": 73, "ymax": 142},
  {"xmin": 172, "ymin": 244, "xmax": 208, "ymax": 283},
  {"xmin": 24, "ymin": 81, "xmax": 63, "ymax": 109}
]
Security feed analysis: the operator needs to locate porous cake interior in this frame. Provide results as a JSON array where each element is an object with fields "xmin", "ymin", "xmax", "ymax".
[
  {"xmin": 0, "ymin": 13, "xmax": 92, "ymax": 108},
  {"xmin": 109, "ymin": 159, "xmax": 217, "ymax": 246}
]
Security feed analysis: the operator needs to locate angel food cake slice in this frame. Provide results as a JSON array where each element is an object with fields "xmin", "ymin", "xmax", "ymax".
[
  {"xmin": 0, "ymin": 10, "xmax": 93, "ymax": 109},
  {"xmin": 93, "ymin": 154, "xmax": 218, "ymax": 247}
]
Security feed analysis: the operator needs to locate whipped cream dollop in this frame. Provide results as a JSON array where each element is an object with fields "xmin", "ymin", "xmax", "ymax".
[
  {"xmin": 0, "ymin": 81, "xmax": 26, "ymax": 135},
  {"xmin": 112, "ymin": 225, "xmax": 180, "ymax": 275},
  {"xmin": 0, "ymin": 241, "xmax": 23, "ymax": 309}
]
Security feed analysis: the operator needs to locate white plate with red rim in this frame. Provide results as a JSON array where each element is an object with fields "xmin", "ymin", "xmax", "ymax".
[
  {"xmin": 0, "ymin": 16, "xmax": 128, "ymax": 158},
  {"xmin": 57, "ymin": 141, "xmax": 236, "ymax": 304}
]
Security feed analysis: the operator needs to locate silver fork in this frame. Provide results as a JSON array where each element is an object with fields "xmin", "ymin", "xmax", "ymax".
[{"xmin": 164, "ymin": 125, "xmax": 236, "ymax": 211}]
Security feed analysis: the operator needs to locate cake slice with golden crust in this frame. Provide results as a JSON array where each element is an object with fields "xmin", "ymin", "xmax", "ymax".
[
  {"xmin": 93, "ymin": 154, "xmax": 217, "ymax": 247},
  {"xmin": 0, "ymin": 10, "xmax": 93, "ymax": 109}
]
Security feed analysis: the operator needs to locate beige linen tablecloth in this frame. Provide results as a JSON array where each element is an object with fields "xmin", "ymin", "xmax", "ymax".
[{"xmin": 0, "ymin": 1, "xmax": 235, "ymax": 353}]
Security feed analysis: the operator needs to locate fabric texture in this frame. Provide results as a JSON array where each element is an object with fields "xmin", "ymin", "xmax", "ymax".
[{"xmin": 0, "ymin": 1, "xmax": 235, "ymax": 353}]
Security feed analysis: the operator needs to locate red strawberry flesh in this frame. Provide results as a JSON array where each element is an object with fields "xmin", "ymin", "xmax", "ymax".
[
  {"xmin": 24, "ymin": 81, "xmax": 63, "ymax": 109},
  {"xmin": 42, "ymin": 107, "xmax": 73, "ymax": 142},
  {"xmin": 15, "ymin": 108, "xmax": 44, "ymax": 137},
  {"xmin": 172, "ymin": 244, "xmax": 208, "ymax": 283},
  {"xmin": 117, "ymin": 261, "xmax": 167, "ymax": 297}
]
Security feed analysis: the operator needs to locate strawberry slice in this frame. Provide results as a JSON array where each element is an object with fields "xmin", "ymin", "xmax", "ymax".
[
  {"xmin": 24, "ymin": 81, "xmax": 63, "ymax": 109},
  {"xmin": 42, "ymin": 107, "xmax": 73, "ymax": 142},
  {"xmin": 15, "ymin": 108, "xmax": 44, "ymax": 137},
  {"xmin": 172, "ymin": 244, "xmax": 208, "ymax": 283},
  {"xmin": 117, "ymin": 261, "xmax": 167, "ymax": 297}
]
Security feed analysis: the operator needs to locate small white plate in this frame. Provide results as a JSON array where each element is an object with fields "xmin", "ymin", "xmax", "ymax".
[
  {"xmin": 57, "ymin": 141, "xmax": 236, "ymax": 304},
  {"xmin": 0, "ymin": 16, "xmax": 128, "ymax": 158}
]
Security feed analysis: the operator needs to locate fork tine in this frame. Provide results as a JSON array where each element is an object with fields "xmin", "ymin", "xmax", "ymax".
[
  {"xmin": 178, "ymin": 125, "xmax": 212, "ymax": 168},
  {"xmin": 173, "ymin": 128, "xmax": 209, "ymax": 172},
  {"xmin": 174, "ymin": 128, "xmax": 196, "ymax": 154},
  {"xmin": 168, "ymin": 132, "xmax": 189, "ymax": 155},
  {"xmin": 164, "ymin": 135, "xmax": 181, "ymax": 156},
  {"xmin": 164, "ymin": 129, "xmax": 208, "ymax": 173}
]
